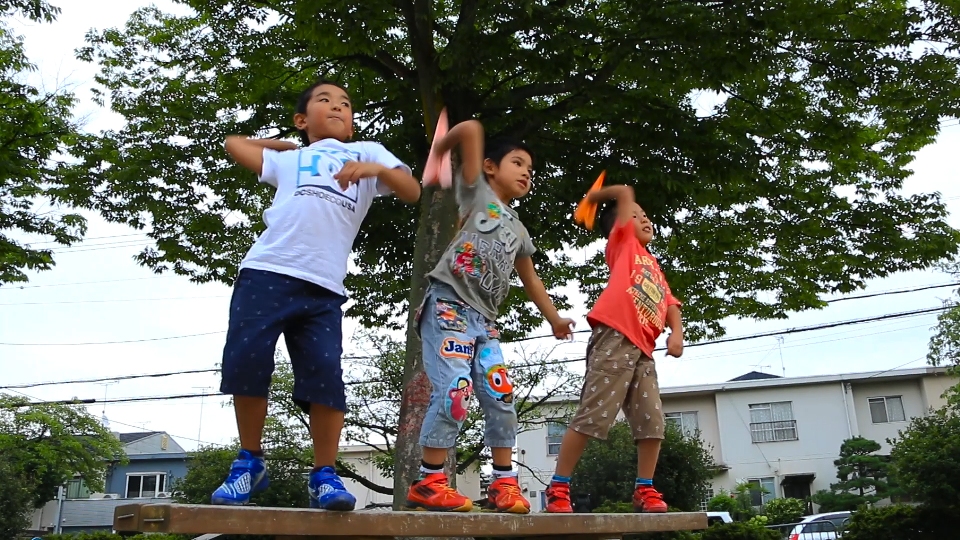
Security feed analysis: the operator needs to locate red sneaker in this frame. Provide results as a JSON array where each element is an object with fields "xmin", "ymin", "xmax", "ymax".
[
  {"xmin": 485, "ymin": 476, "xmax": 530, "ymax": 514},
  {"xmin": 544, "ymin": 482, "xmax": 574, "ymax": 513},
  {"xmin": 632, "ymin": 485, "xmax": 668, "ymax": 513},
  {"xmin": 406, "ymin": 473, "xmax": 473, "ymax": 512}
]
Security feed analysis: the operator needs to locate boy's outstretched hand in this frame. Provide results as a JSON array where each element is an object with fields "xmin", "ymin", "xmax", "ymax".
[
  {"xmin": 552, "ymin": 318, "xmax": 576, "ymax": 340},
  {"xmin": 666, "ymin": 331, "xmax": 684, "ymax": 358}
]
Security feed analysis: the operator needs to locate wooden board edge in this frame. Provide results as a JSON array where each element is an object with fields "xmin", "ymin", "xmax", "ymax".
[{"xmin": 113, "ymin": 504, "xmax": 144, "ymax": 532}]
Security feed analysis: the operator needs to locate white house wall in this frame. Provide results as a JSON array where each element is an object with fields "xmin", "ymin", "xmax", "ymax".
[
  {"xmin": 850, "ymin": 379, "xmax": 925, "ymax": 453},
  {"xmin": 712, "ymin": 382, "xmax": 850, "ymax": 497},
  {"xmin": 661, "ymin": 393, "xmax": 724, "ymax": 464}
]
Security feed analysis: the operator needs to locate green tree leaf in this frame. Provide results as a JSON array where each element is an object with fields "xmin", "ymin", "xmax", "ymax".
[
  {"xmin": 0, "ymin": 4, "xmax": 87, "ymax": 286},
  {"xmin": 0, "ymin": 394, "xmax": 125, "ymax": 509}
]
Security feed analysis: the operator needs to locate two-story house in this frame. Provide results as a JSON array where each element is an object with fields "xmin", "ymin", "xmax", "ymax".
[
  {"xmin": 516, "ymin": 366, "xmax": 956, "ymax": 513},
  {"xmin": 29, "ymin": 431, "xmax": 189, "ymax": 534}
]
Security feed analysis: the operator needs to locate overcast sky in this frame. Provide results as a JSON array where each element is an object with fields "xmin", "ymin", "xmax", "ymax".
[{"xmin": 2, "ymin": 1, "xmax": 958, "ymax": 453}]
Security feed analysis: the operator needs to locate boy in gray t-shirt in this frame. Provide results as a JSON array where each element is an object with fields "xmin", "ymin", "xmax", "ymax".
[{"xmin": 406, "ymin": 119, "xmax": 574, "ymax": 514}]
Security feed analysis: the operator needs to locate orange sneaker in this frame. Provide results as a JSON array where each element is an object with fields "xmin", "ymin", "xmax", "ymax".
[
  {"xmin": 632, "ymin": 485, "xmax": 668, "ymax": 513},
  {"xmin": 406, "ymin": 472, "xmax": 473, "ymax": 512},
  {"xmin": 544, "ymin": 482, "xmax": 573, "ymax": 513},
  {"xmin": 485, "ymin": 476, "xmax": 530, "ymax": 514}
]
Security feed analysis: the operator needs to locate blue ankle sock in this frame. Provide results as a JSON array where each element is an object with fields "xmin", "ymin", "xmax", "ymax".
[
  {"xmin": 552, "ymin": 475, "xmax": 571, "ymax": 484},
  {"xmin": 636, "ymin": 477, "xmax": 653, "ymax": 487}
]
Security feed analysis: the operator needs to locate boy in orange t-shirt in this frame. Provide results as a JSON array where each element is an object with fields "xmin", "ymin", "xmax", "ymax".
[{"xmin": 545, "ymin": 183, "xmax": 684, "ymax": 513}]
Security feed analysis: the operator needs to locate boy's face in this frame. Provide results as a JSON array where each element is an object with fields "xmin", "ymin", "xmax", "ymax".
[
  {"xmin": 293, "ymin": 84, "xmax": 354, "ymax": 143},
  {"xmin": 483, "ymin": 149, "xmax": 534, "ymax": 200},
  {"xmin": 630, "ymin": 203, "xmax": 654, "ymax": 245}
]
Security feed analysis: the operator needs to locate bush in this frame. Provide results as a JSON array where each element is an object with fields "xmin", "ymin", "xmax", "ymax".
[
  {"xmin": 706, "ymin": 492, "xmax": 739, "ymax": 513},
  {"xmin": 889, "ymin": 407, "xmax": 960, "ymax": 511},
  {"xmin": 762, "ymin": 497, "xmax": 806, "ymax": 525},
  {"xmin": 592, "ymin": 500, "xmax": 634, "ymax": 513},
  {"xmin": 841, "ymin": 504, "xmax": 960, "ymax": 540},
  {"xmin": 700, "ymin": 522, "xmax": 779, "ymax": 540}
]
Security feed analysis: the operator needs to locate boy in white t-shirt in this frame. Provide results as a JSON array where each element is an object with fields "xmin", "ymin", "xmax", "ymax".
[{"xmin": 212, "ymin": 80, "xmax": 420, "ymax": 510}]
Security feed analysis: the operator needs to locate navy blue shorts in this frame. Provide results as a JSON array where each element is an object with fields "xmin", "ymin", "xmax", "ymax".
[{"xmin": 220, "ymin": 268, "xmax": 347, "ymax": 413}]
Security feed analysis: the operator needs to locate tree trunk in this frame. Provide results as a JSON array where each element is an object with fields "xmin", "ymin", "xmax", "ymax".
[{"xmin": 392, "ymin": 184, "xmax": 459, "ymax": 509}]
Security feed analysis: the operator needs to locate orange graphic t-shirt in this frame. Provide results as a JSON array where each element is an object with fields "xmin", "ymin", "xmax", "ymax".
[{"xmin": 587, "ymin": 220, "xmax": 681, "ymax": 357}]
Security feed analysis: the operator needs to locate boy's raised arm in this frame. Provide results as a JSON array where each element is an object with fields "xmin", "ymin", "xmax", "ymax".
[
  {"xmin": 515, "ymin": 256, "xmax": 575, "ymax": 340},
  {"xmin": 224, "ymin": 136, "xmax": 298, "ymax": 176},
  {"xmin": 375, "ymin": 166, "xmax": 421, "ymax": 203},
  {"xmin": 430, "ymin": 119, "xmax": 485, "ymax": 186},
  {"xmin": 587, "ymin": 184, "xmax": 636, "ymax": 225}
]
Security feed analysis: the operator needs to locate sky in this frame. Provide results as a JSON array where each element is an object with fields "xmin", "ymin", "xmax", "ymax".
[{"xmin": 1, "ymin": 1, "xmax": 959, "ymax": 453}]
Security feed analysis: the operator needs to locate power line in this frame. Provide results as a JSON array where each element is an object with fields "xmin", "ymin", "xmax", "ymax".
[
  {"xmin": 0, "ymin": 354, "xmax": 382, "ymax": 390},
  {"xmin": 0, "ymin": 276, "xmax": 168, "ymax": 291},
  {"xmin": 25, "ymin": 233, "xmax": 149, "ymax": 246},
  {"xmin": 0, "ymin": 294, "xmax": 229, "ymax": 307},
  {"xmin": 0, "ymin": 331, "xmax": 226, "ymax": 346},
  {"xmin": 6, "ymin": 280, "xmax": 953, "ymax": 346},
  {"xmin": 6, "ymin": 303, "xmax": 947, "ymax": 397}
]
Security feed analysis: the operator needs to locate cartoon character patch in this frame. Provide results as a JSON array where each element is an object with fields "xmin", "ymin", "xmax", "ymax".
[
  {"xmin": 435, "ymin": 299, "xmax": 467, "ymax": 333},
  {"xmin": 439, "ymin": 337, "xmax": 475, "ymax": 360},
  {"xmin": 446, "ymin": 377, "xmax": 473, "ymax": 423},
  {"xmin": 486, "ymin": 203, "xmax": 502, "ymax": 220},
  {"xmin": 478, "ymin": 348, "xmax": 514, "ymax": 403},
  {"xmin": 452, "ymin": 241, "xmax": 485, "ymax": 279},
  {"xmin": 484, "ymin": 322, "xmax": 500, "ymax": 340}
]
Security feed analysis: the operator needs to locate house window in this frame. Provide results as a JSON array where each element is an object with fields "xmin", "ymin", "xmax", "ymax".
[
  {"xmin": 868, "ymin": 396, "xmax": 906, "ymax": 424},
  {"xmin": 747, "ymin": 477, "xmax": 776, "ymax": 506},
  {"xmin": 749, "ymin": 402, "xmax": 798, "ymax": 443},
  {"xmin": 547, "ymin": 420, "xmax": 566, "ymax": 455},
  {"xmin": 665, "ymin": 411, "xmax": 699, "ymax": 437},
  {"xmin": 65, "ymin": 477, "xmax": 90, "ymax": 499},
  {"xmin": 699, "ymin": 487, "xmax": 715, "ymax": 511},
  {"xmin": 126, "ymin": 473, "xmax": 166, "ymax": 498}
]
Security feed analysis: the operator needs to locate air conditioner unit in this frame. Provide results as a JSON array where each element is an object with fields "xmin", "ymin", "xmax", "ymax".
[{"xmin": 155, "ymin": 492, "xmax": 172, "ymax": 498}]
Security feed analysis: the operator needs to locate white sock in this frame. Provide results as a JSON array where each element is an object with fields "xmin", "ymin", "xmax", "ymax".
[{"xmin": 492, "ymin": 468, "xmax": 518, "ymax": 478}]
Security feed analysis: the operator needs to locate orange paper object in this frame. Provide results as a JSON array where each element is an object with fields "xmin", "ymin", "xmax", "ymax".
[
  {"xmin": 573, "ymin": 170, "xmax": 606, "ymax": 230},
  {"xmin": 422, "ymin": 108, "xmax": 452, "ymax": 188}
]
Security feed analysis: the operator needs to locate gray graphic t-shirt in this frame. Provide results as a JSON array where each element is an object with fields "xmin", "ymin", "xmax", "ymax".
[{"xmin": 426, "ymin": 170, "xmax": 536, "ymax": 321}]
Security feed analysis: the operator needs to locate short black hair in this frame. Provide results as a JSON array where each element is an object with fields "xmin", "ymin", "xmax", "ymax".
[
  {"xmin": 484, "ymin": 137, "xmax": 535, "ymax": 169},
  {"xmin": 295, "ymin": 79, "xmax": 350, "ymax": 145},
  {"xmin": 598, "ymin": 201, "xmax": 618, "ymax": 239}
]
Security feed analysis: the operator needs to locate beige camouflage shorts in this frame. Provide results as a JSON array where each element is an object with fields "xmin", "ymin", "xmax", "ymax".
[{"xmin": 568, "ymin": 324, "xmax": 664, "ymax": 441}]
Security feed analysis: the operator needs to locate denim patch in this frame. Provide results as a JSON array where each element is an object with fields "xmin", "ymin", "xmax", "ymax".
[
  {"xmin": 435, "ymin": 299, "xmax": 468, "ymax": 333},
  {"xmin": 444, "ymin": 376, "xmax": 473, "ymax": 423}
]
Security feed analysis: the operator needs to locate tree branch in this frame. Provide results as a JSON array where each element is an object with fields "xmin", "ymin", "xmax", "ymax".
[{"xmin": 335, "ymin": 459, "xmax": 394, "ymax": 495}]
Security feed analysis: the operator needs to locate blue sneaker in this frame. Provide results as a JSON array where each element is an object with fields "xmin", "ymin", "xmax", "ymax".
[
  {"xmin": 211, "ymin": 449, "xmax": 270, "ymax": 505},
  {"xmin": 308, "ymin": 466, "xmax": 356, "ymax": 511}
]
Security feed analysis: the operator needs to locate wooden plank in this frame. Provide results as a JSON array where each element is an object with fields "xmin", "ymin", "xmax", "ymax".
[
  {"xmin": 112, "ymin": 503, "xmax": 707, "ymax": 537},
  {"xmin": 281, "ymin": 536, "xmax": 621, "ymax": 540},
  {"xmin": 112, "ymin": 504, "xmax": 144, "ymax": 532}
]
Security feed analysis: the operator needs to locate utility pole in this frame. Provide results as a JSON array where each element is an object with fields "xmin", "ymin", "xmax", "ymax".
[
  {"xmin": 192, "ymin": 386, "xmax": 212, "ymax": 448},
  {"xmin": 96, "ymin": 381, "xmax": 118, "ymax": 429}
]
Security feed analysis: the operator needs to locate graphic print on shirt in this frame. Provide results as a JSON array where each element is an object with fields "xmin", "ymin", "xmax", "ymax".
[
  {"xmin": 449, "ymin": 201, "xmax": 520, "ymax": 303},
  {"xmin": 626, "ymin": 254, "xmax": 668, "ymax": 332},
  {"xmin": 293, "ymin": 148, "xmax": 362, "ymax": 211}
]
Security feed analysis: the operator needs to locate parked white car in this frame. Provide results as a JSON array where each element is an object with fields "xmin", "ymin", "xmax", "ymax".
[
  {"xmin": 786, "ymin": 511, "xmax": 852, "ymax": 540},
  {"xmin": 706, "ymin": 511, "xmax": 733, "ymax": 526}
]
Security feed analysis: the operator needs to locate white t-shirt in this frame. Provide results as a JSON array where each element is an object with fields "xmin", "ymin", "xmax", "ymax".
[{"xmin": 239, "ymin": 138, "xmax": 411, "ymax": 296}]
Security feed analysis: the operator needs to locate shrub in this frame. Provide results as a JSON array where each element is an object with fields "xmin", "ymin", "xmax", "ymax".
[
  {"xmin": 841, "ymin": 504, "xmax": 960, "ymax": 540},
  {"xmin": 700, "ymin": 522, "xmax": 779, "ymax": 540},
  {"xmin": 762, "ymin": 497, "xmax": 806, "ymax": 525}
]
